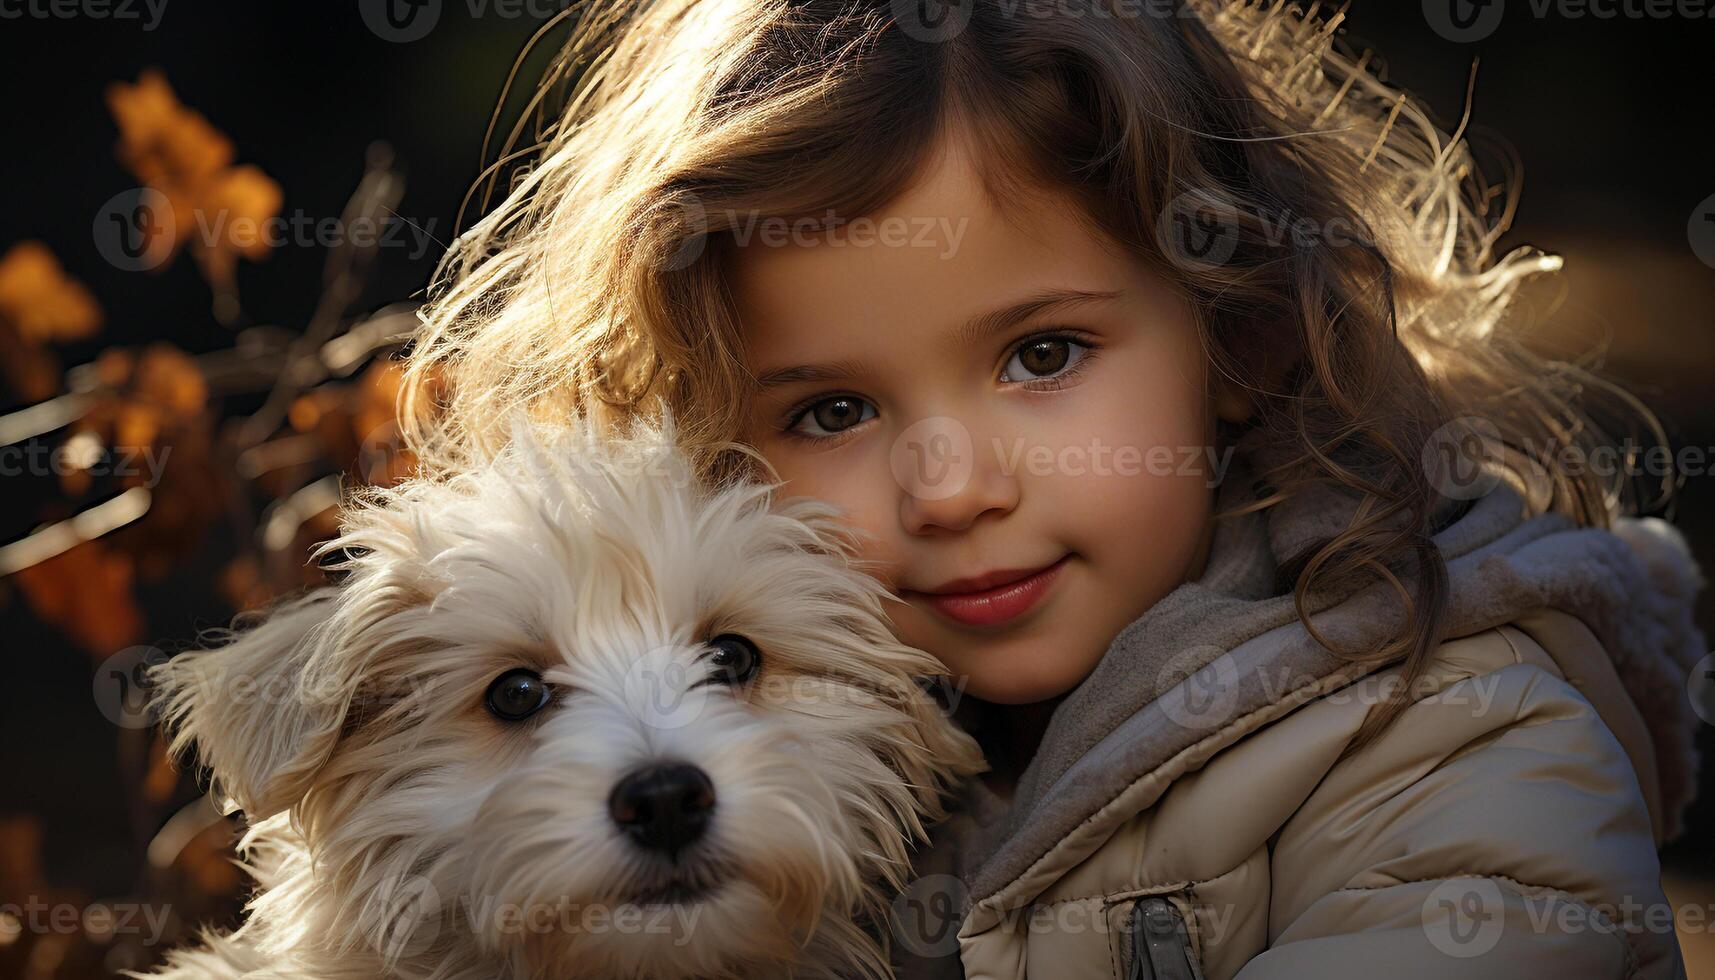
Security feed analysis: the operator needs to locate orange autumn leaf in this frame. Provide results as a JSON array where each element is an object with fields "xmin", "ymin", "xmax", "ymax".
[
  {"xmin": 218, "ymin": 554, "xmax": 276, "ymax": 612},
  {"xmin": 0, "ymin": 242, "xmax": 103, "ymax": 346},
  {"xmin": 105, "ymin": 69, "xmax": 282, "ymax": 296},
  {"xmin": 0, "ymin": 815, "xmax": 43, "ymax": 895},
  {"xmin": 202, "ymin": 165, "xmax": 282, "ymax": 263},
  {"xmin": 0, "ymin": 340, "xmax": 59, "ymax": 404},
  {"xmin": 351, "ymin": 359, "xmax": 441, "ymax": 487},
  {"xmin": 55, "ymin": 342, "xmax": 223, "ymax": 574},
  {"xmin": 107, "ymin": 69, "xmax": 233, "ymax": 190},
  {"xmin": 130, "ymin": 343, "xmax": 208, "ymax": 421},
  {"xmin": 143, "ymin": 732, "xmax": 180, "ymax": 805},
  {"xmin": 58, "ymin": 344, "xmax": 207, "ymax": 498},
  {"xmin": 11, "ymin": 538, "xmax": 144, "ymax": 657},
  {"xmin": 178, "ymin": 821, "xmax": 243, "ymax": 896}
]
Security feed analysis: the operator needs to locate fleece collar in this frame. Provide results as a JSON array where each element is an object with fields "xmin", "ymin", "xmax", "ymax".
[{"xmin": 935, "ymin": 452, "xmax": 1705, "ymax": 924}]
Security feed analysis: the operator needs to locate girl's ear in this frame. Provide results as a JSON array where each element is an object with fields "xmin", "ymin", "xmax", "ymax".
[{"xmin": 150, "ymin": 590, "xmax": 350, "ymax": 820}]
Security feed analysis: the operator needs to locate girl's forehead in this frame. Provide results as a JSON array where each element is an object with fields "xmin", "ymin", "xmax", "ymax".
[{"xmin": 728, "ymin": 141, "xmax": 1135, "ymax": 358}]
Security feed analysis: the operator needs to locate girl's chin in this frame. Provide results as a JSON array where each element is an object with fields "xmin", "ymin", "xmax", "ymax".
[{"xmin": 956, "ymin": 665, "xmax": 1088, "ymax": 706}]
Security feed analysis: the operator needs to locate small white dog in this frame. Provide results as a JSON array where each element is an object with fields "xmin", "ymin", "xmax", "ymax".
[{"xmin": 140, "ymin": 412, "xmax": 982, "ymax": 980}]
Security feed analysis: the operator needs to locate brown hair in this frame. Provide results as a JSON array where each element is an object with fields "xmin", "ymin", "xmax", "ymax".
[{"xmin": 401, "ymin": 0, "xmax": 1665, "ymax": 747}]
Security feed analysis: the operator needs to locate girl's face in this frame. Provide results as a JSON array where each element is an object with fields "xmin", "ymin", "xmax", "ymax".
[{"xmin": 733, "ymin": 135, "xmax": 1231, "ymax": 705}]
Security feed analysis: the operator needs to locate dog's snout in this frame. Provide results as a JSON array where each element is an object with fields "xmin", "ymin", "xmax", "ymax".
[{"xmin": 608, "ymin": 762, "xmax": 716, "ymax": 854}]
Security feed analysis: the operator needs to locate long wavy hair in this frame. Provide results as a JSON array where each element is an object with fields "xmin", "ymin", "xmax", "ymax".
[{"xmin": 400, "ymin": 0, "xmax": 1665, "ymax": 747}]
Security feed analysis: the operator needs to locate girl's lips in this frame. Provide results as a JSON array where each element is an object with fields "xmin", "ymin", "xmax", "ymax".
[{"xmin": 908, "ymin": 555, "xmax": 1070, "ymax": 627}]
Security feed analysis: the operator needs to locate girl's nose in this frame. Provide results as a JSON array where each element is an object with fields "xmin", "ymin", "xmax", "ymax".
[{"xmin": 893, "ymin": 420, "xmax": 1020, "ymax": 534}]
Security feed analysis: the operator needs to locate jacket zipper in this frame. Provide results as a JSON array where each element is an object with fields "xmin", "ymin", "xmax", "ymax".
[{"xmin": 1127, "ymin": 896, "xmax": 1200, "ymax": 980}]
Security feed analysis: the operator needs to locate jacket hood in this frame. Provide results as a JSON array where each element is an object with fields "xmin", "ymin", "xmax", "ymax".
[{"xmin": 933, "ymin": 451, "xmax": 1707, "ymax": 915}]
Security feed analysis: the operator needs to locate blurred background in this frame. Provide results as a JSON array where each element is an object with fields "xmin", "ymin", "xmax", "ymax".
[{"xmin": 0, "ymin": 2, "xmax": 1710, "ymax": 976}]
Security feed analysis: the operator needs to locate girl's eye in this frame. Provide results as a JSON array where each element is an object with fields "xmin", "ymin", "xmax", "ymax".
[
  {"xmin": 485, "ymin": 668, "xmax": 552, "ymax": 721},
  {"xmin": 1001, "ymin": 336, "xmax": 1091, "ymax": 383},
  {"xmin": 786, "ymin": 395, "xmax": 876, "ymax": 439},
  {"xmin": 702, "ymin": 634, "xmax": 762, "ymax": 687}
]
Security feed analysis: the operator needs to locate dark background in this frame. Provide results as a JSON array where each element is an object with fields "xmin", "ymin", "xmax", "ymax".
[{"xmin": 1, "ymin": 1, "xmax": 1711, "ymax": 975}]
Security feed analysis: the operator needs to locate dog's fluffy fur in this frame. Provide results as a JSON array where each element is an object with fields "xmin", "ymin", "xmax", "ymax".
[{"xmin": 139, "ymin": 414, "xmax": 982, "ymax": 980}]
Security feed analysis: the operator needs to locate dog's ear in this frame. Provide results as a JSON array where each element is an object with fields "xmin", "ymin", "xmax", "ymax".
[{"xmin": 150, "ymin": 589, "xmax": 349, "ymax": 820}]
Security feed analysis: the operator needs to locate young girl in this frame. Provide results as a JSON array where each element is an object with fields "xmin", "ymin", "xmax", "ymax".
[{"xmin": 401, "ymin": 1, "xmax": 1705, "ymax": 977}]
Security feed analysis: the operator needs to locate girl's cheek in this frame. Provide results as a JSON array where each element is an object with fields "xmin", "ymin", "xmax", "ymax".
[{"xmin": 756, "ymin": 438, "xmax": 902, "ymax": 569}]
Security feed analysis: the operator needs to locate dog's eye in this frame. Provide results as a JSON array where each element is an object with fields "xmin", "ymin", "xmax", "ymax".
[
  {"xmin": 704, "ymin": 634, "xmax": 761, "ymax": 686},
  {"xmin": 485, "ymin": 668, "xmax": 552, "ymax": 721}
]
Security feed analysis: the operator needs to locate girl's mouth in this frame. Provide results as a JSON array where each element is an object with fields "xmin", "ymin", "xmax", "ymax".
[{"xmin": 906, "ymin": 554, "xmax": 1070, "ymax": 627}]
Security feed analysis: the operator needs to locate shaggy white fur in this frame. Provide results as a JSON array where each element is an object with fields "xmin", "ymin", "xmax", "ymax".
[{"xmin": 136, "ymin": 413, "xmax": 983, "ymax": 980}]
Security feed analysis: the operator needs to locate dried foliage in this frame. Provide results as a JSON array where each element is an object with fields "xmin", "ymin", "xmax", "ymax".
[{"xmin": 0, "ymin": 69, "xmax": 431, "ymax": 980}]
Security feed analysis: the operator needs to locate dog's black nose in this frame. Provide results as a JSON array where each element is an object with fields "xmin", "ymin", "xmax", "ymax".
[{"xmin": 608, "ymin": 762, "xmax": 716, "ymax": 854}]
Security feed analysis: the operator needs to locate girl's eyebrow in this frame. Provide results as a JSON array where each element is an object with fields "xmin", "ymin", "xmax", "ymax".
[{"xmin": 753, "ymin": 287, "xmax": 1120, "ymax": 389}]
